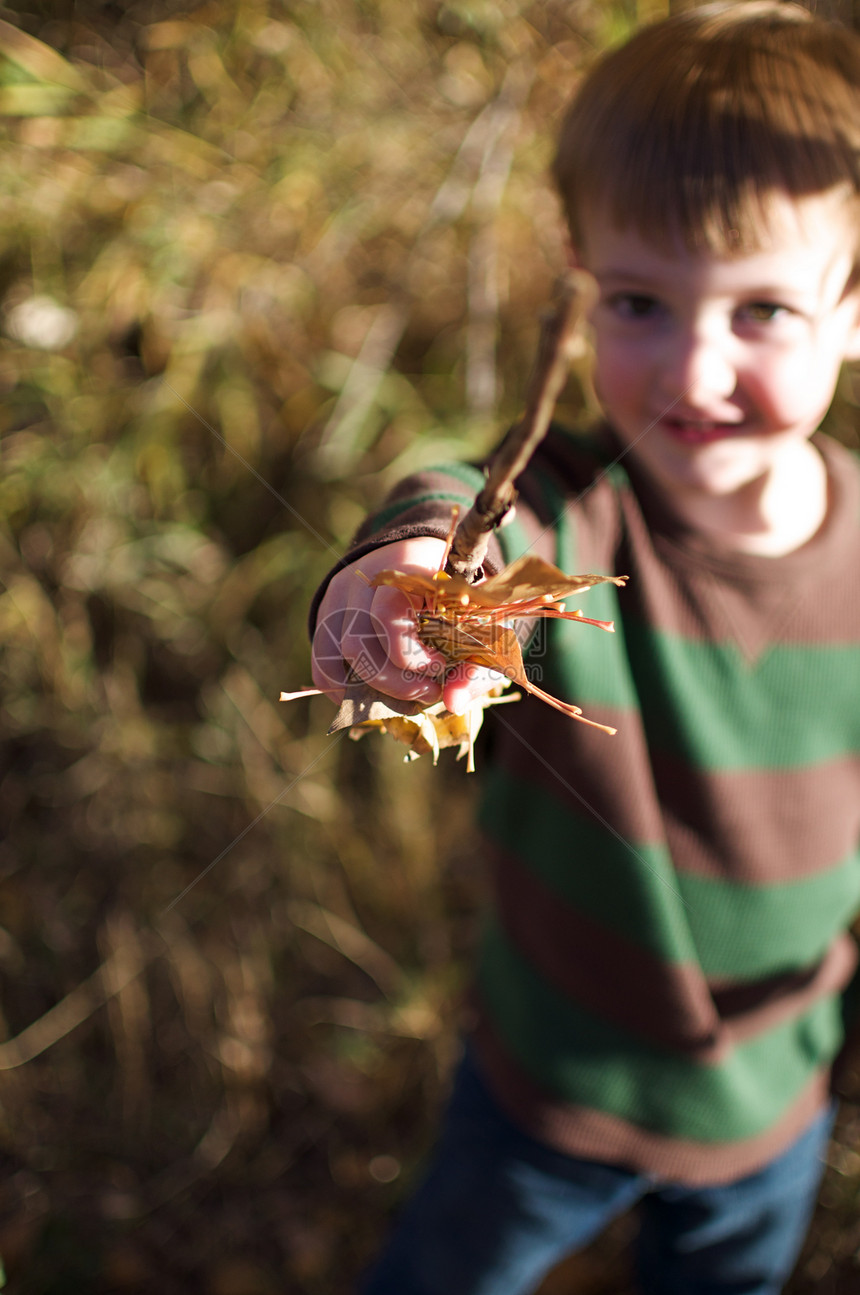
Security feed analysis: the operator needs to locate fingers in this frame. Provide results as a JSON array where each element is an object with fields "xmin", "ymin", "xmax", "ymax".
[
  {"xmin": 443, "ymin": 662, "xmax": 508, "ymax": 715},
  {"xmin": 311, "ymin": 601, "xmax": 350, "ymax": 696},
  {"xmin": 311, "ymin": 539, "xmax": 449, "ymax": 704},
  {"xmin": 341, "ymin": 586, "xmax": 444, "ymax": 703},
  {"xmin": 359, "ymin": 584, "xmax": 446, "ymax": 700},
  {"xmin": 311, "ymin": 563, "xmax": 377, "ymax": 697}
]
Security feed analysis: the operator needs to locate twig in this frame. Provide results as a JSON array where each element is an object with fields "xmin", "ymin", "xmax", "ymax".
[
  {"xmin": 446, "ymin": 267, "xmax": 595, "ymax": 582},
  {"xmin": 327, "ymin": 269, "xmax": 594, "ymax": 732}
]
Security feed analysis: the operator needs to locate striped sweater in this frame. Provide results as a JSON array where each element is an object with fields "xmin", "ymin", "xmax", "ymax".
[{"xmin": 313, "ymin": 424, "xmax": 860, "ymax": 1184}]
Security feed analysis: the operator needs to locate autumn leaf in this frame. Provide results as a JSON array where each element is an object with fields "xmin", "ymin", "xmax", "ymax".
[
  {"xmin": 284, "ymin": 548, "xmax": 627, "ymax": 767},
  {"xmin": 367, "ymin": 553, "xmax": 627, "ymax": 734},
  {"xmin": 347, "ymin": 686, "xmax": 521, "ymax": 773}
]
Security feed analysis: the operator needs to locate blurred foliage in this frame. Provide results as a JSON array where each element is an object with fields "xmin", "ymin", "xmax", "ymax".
[{"xmin": 0, "ymin": 0, "xmax": 858, "ymax": 1291}]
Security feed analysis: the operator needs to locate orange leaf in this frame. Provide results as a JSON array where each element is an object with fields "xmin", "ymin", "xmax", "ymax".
[{"xmin": 363, "ymin": 539, "xmax": 626, "ymax": 737}]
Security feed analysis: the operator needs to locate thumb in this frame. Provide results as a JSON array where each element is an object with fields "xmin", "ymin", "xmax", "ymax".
[{"xmin": 443, "ymin": 662, "xmax": 508, "ymax": 715}]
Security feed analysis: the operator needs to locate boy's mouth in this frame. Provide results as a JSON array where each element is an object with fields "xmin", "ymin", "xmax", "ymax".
[{"xmin": 662, "ymin": 419, "xmax": 745, "ymax": 445}]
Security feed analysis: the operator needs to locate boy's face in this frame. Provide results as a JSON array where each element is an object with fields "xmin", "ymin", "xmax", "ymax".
[{"xmin": 576, "ymin": 191, "xmax": 860, "ymax": 502}]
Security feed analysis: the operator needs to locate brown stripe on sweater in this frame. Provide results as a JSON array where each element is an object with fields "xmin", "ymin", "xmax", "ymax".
[
  {"xmin": 491, "ymin": 842, "xmax": 724, "ymax": 1058},
  {"xmin": 493, "ymin": 698, "xmax": 666, "ymax": 846},
  {"xmin": 472, "ymin": 1015, "xmax": 831, "ymax": 1186},
  {"xmin": 616, "ymin": 512, "xmax": 860, "ymax": 656},
  {"xmin": 655, "ymin": 752, "xmax": 860, "ymax": 883}
]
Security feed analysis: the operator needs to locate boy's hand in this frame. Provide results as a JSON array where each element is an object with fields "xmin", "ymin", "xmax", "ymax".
[{"xmin": 310, "ymin": 538, "xmax": 506, "ymax": 713}]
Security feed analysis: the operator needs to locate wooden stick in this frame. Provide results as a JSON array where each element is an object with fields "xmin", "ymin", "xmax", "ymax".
[
  {"xmin": 446, "ymin": 268, "xmax": 595, "ymax": 583},
  {"xmin": 328, "ymin": 270, "xmax": 594, "ymax": 734}
]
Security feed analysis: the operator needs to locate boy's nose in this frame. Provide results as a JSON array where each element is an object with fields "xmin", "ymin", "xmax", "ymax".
[{"xmin": 660, "ymin": 332, "xmax": 736, "ymax": 405}]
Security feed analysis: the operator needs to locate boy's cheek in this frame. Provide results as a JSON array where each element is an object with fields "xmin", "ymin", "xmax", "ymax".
[
  {"xmin": 743, "ymin": 361, "xmax": 811, "ymax": 427},
  {"xmin": 592, "ymin": 332, "xmax": 641, "ymax": 382},
  {"xmin": 591, "ymin": 352, "xmax": 643, "ymax": 424}
]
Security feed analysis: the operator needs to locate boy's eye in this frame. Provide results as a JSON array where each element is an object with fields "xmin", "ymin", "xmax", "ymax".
[
  {"xmin": 740, "ymin": 301, "xmax": 786, "ymax": 323},
  {"xmin": 610, "ymin": 293, "xmax": 661, "ymax": 319}
]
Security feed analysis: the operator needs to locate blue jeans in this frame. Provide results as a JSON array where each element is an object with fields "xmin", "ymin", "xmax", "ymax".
[{"xmin": 360, "ymin": 1048, "xmax": 835, "ymax": 1295}]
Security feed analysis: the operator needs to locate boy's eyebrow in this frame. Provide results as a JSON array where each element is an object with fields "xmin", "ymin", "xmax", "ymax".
[
  {"xmin": 595, "ymin": 264, "xmax": 802, "ymax": 290},
  {"xmin": 592, "ymin": 268, "xmax": 658, "ymax": 287}
]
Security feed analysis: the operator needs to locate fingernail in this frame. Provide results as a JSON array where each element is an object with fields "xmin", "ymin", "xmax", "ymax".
[{"xmin": 448, "ymin": 692, "xmax": 473, "ymax": 716}]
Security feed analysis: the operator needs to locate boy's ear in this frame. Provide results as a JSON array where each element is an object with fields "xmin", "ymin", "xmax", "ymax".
[
  {"xmin": 843, "ymin": 294, "xmax": 860, "ymax": 362},
  {"xmin": 842, "ymin": 268, "xmax": 860, "ymax": 361}
]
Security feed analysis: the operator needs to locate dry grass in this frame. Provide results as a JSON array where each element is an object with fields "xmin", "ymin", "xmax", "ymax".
[{"xmin": 0, "ymin": 1, "xmax": 858, "ymax": 1291}]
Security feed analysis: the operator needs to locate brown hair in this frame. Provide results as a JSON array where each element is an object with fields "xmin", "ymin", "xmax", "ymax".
[{"xmin": 553, "ymin": 1, "xmax": 860, "ymax": 254}]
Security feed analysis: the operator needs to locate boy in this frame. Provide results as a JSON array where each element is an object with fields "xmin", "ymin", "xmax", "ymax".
[{"xmin": 310, "ymin": 4, "xmax": 860, "ymax": 1292}]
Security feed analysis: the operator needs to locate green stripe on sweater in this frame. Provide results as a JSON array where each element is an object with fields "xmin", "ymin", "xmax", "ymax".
[
  {"xmin": 497, "ymin": 465, "xmax": 579, "ymax": 572},
  {"xmin": 544, "ymin": 608, "xmax": 860, "ymax": 764},
  {"xmin": 542, "ymin": 602, "xmax": 640, "ymax": 710},
  {"xmin": 624, "ymin": 623, "xmax": 860, "ymax": 769},
  {"xmin": 366, "ymin": 461, "xmax": 486, "ymax": 533},
  {"xmin": 433, "ymin": 461, "xmax": 487, "ymax": 493},
  {"xmin": 478, "ymin": 917, "xmax": 842, "ymax": 1142},
  {"xmin": 679, "ymin": 855, "xmax": 860, "ymax": 978},
  {"xmin": 497, "ymin": 515, "xmax": 532, "ymax": 565},
  {"xmin": 366, "ymin": 488, "xmax": 475, "ymax": 536}
]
